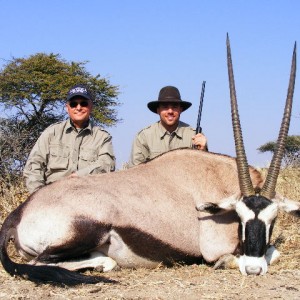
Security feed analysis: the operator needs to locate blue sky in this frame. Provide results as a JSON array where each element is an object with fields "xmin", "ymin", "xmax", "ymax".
[{"xmin": 0, "ymin": 0, "xmax": 299, "ymax": 169}]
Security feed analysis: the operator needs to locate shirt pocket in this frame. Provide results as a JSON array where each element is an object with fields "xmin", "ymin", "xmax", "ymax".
[
  {"xmin": 48, "ymin": 144, "xmax": 70, "ymax": 170},
  {"xmin": 79, "ymin": 148, "xmax": 98, "ymax": 163}
]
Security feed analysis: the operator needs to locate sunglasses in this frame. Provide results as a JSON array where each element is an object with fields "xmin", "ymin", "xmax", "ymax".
[{"xmin": 69, "ymin": 100, "xmax": 89, "ymax": 108}]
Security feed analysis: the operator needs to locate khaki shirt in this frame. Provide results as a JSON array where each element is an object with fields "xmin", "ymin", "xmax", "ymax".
[
  {"xmin": 23, "ymin": 119, "xmax": 115, "ymax": 194},
  {"xmin": 129, "ymin": 121, "xmax": 196, "ymax": 167}
]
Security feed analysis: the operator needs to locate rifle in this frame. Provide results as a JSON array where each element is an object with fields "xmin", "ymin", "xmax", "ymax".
[
  {"xmin": 193, "ymin": 81, "xmax": 206, "ymax": 150},
  {"xmin": 195, "ymin": 81, "xmax": 206, "ymax": 134}
]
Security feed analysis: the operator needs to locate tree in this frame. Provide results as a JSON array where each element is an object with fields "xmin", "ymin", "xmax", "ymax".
[
  {"xmin": 0, "ymin": 53, "xmax": 120, "ymax": 184},
  {"xmin": 0, "ymin": 53, "xmax": 120, "ymax": 127},
  {"xmin": 258, "ymin": 135, "xmax": 300, "ymax": 167}
]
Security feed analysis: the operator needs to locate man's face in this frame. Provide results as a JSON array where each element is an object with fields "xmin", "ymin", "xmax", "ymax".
[
  {"xmin": 157, "ymin": 102, "xmax": 182, "ymax": 130},
  {"xmin": 66, "ymin": 96, "xmax": 93, "ymax": 128}
]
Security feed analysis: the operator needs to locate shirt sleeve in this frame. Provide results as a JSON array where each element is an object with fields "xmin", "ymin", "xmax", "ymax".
[
  {"xmin": 128, "ymin": 131, "xmax": 150, "ymax": 167},
  {"xmin": 76, "ymin": 133, "xmax": 115, "ymax": 176},
  {"xmin": 23, "ymin": 130, "xmax": 50, "ymax": 194}
]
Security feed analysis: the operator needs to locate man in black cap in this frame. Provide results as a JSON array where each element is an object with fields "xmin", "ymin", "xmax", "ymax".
[
  {"xmin": 129, "ymin": 86, "xmax": 208, "ymax": 167},
  {"xmin": 23, "ymin": 84, "xmax": 115, "ymax": 194}
]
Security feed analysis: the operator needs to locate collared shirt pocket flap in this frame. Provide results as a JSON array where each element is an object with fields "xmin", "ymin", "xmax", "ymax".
[
  {"xmin": 49, "ymin": 144, "xmax": 69, "ymax": 170},
  {"xmin": 79, "ymin": 149, "xmax": 98, "ymax": 162}
]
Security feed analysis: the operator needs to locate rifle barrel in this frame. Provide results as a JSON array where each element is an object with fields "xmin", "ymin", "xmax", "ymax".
[{"xmin": 196, "ymin": 81, "xmax": 206, "ymax": 134}]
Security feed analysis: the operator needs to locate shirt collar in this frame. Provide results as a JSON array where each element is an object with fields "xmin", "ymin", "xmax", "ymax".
[
  {"xmin": 158, "ymin": 121, "xmax": 183, "ymax": 139},
  {"xmin": 66, "ymin": 119, "xmax": 92, "ymax": 134}
]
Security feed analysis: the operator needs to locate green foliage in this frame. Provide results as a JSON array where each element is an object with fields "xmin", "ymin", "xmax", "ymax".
[
  {"xmin": 0, "ymin": 53, "xmax": 120, "ymax": 184},
  {"xmin": 258, "ymin": 135, "xmax": 300, "ymax": 167}
]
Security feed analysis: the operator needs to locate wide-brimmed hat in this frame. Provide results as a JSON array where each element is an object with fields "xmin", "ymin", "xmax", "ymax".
[
  {"xmin": 147, "ymin": 86, "xmax": 192, "ymax": 113},
  {"xmin": 66, "ymin": 84, "xmax": 94, "ymax": 102}
]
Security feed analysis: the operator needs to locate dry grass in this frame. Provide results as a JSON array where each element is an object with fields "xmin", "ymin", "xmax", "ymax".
[
  {"xmin": 0, "ymin": 180, "xmax": 29, "ymax": 223},
  {"xmin": 266, "ymin": 168, "xmax": 300, "ymax": 271}
]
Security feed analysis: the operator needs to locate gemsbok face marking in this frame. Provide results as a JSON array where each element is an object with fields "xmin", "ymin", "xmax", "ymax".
[{"xmin": 0, "ymin": 35, "xmax": 298, "ymax": 285}]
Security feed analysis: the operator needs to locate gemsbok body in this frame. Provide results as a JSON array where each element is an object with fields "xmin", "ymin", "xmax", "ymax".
[{"xmin": 0, "ymin": 36, "xmax": 299, "ymax": 285}]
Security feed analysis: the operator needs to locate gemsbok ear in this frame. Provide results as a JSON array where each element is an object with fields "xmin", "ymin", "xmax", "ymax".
[
  {"xmin": 277, "ymin": 196, "xmax": 300, "ymax": 217},
  {"xmin": 196, "ymin": 194, "xmax": 240, "ymax": 214}
]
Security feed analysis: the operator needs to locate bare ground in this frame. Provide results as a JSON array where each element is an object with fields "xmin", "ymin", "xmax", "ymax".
[{"xmin": 1, "ymin": 264, "xmax": 300, "ymax": 299}]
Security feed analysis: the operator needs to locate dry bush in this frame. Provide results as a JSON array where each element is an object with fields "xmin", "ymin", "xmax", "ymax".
[{"xmin": 0, "ymin": 178, "xmax": 29, "ymax": 225}]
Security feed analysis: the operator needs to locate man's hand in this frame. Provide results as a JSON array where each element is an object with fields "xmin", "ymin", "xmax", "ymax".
[{"xmin": 192, "ymin": 133, "xmax": 208, "ymax": 151}]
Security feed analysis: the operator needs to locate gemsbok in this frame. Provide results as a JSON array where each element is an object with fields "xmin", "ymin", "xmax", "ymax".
[{"xmin": 0, "ymin": 35, "xmax": 299, "ymax": 286}]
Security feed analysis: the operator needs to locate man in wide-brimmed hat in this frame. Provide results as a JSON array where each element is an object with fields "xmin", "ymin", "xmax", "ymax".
[{"xmin": 129, "ymin": 86, "xmax": 208, "ymax": 167}]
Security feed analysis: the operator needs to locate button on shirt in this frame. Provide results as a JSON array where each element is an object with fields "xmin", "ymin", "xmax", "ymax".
[
  {"xmin": 23, "ymin": 119, "xmax": 115, "ymax": 194},
  {"xmin": 129, "ymin": 121, "xmax": 196, "ymax": 167}
]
